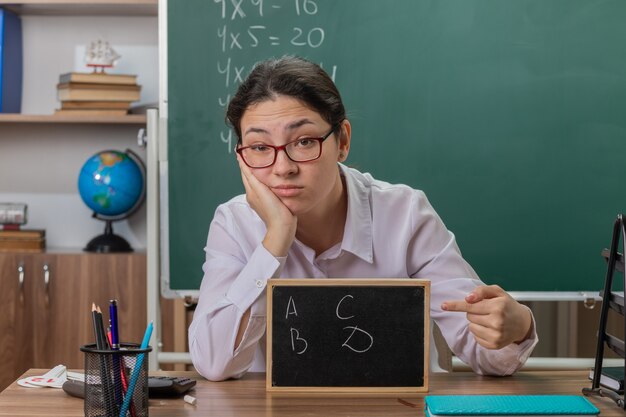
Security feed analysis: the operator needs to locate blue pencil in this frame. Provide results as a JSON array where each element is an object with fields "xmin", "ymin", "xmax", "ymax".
[{"xmin": 119, "ymin": 321, "xmax": 153, "ymax": 417}]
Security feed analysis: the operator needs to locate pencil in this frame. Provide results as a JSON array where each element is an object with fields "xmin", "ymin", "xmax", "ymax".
[
  {"xmin": 94, "ymin": 305, "xmax": 108, "ymax": 349},
  {"xmin": 119, "ymin": 321, "xmax": 153, "ymax": 417},
  {"xmin": 92, "ymin": 303, "xmax": 116, "ymax": 417},
  {"xmin": 91, "ymin": 303, "xmax": 102, "ymax": 347}
]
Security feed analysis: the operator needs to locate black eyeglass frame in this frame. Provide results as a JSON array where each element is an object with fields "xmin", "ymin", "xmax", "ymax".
[{"xmin": 235, "ymin": 124, "xmax": 340, "ymax": 169}]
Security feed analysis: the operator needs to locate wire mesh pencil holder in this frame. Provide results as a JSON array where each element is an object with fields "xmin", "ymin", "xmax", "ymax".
[{"xmin": 81, "ymin": 343, "xmax": 152, "ymax": 417}]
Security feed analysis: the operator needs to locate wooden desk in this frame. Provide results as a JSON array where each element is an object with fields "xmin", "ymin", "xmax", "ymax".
[{"xmin": 0, "ymin": 369, "xmax": 620, "ymax": 416}]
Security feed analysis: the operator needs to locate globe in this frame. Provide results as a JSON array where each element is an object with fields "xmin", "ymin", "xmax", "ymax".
[{"xmin": 78, "ymin": 149, "xmax": 145, "ymax": 252}]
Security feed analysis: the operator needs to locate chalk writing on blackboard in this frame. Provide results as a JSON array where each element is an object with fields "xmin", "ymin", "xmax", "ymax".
[
  {"xmin": 290, "ymin": 328, "xmax": 308, "ymax": 354},
  {"xmin": 285, "ymin": 293, "xmax": 374, "ymax": 354},
  {"xmin": 267, "ymin": 280, "xmax": 428, "ymax": 390},
  {"xmin": 285, "ymin": 295, "xmax": 298, "ymax": 318},
  {"xmin": 336, "ymin": 294, "xmax": 355, "ymax": 320},
  {"xmin": 342, "ymin": 326, "xmax": 373, "ymax": 353},
  {"xmin": 213, "ymin": 0, "xmax": 338, "ymax": 153}
]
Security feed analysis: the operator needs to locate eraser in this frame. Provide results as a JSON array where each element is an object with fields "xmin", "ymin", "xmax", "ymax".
[{"xmin": 184, "ymin": 395, "xmax": 197, "ymax": 405}]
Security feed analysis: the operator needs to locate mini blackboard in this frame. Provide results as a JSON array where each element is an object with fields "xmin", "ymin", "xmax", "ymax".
[{"xmin": 266, "ymin": 279, "xmax": 430, "ymax": 393}]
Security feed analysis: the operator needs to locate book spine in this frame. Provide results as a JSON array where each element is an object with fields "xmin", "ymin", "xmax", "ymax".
[
  {"xmin": 0, "ymin": 228, "xmax": 45, "ymax": 239},
  {"xmin": 57, "ymin": 89, "xmax": 140, "ymax": 102},
  {"xmin": 0, "ymin": 8, "xmax": 23, "ymax": 113},
  {"xmin": 60, "ymin": 74, "xmax": 137, "ymax": 85},
  {"xmin": 0, "ymin": 239, "xmax": 45, "ymax": 251}
]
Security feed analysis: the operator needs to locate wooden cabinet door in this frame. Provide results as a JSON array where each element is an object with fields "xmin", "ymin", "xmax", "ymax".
[
  {"xmin": 0, "ymin": 253, "xmax": 34, "ymax": 390},
  {"xmin": 89, "ymin": 252, "xmax": 148, "ymax": 345},
  {"xmin": 33, "ymin": 252, "xmax": 147, "ymax": 369},
  {"xmin": 0, "ymin": 251, "xmax": 148, "ymax": 385},
  {"xmin": 29, "ymin": 254, "xmax": 60, "ymax": 368}
]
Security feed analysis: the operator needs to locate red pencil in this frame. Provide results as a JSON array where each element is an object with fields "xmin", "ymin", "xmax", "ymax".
[{"xmin": 107, "ymin": 330, "xmax": 136, "ymax": 417}]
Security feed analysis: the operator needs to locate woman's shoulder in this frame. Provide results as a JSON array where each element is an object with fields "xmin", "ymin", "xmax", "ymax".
[
  {"xmin": 212, "ymin": 194, "xmax": 257, "ymax": 222},
  {"xmin": 343, "ymin": 165, "xmax": 427, "ymax": 202},
  {"xmin": 344, "ymin": 167, "xmax": 445, "ymax": 236}
]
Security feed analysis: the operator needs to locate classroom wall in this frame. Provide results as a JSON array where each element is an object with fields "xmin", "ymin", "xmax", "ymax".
[
  {"xmin": 0, "ymin": 126, "xmax": 147, "ymax": 249},
  {"xmin": 0, "ymin": 15, "xmax": 158, "ymax": 249}
]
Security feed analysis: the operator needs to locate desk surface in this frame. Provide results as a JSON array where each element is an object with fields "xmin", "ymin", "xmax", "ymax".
[{"xmin": 0, "ymin": 369, "xmax": 620, "ymax": 416}]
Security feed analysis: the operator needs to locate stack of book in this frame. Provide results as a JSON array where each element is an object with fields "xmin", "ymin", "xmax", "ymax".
[
  {"xmin": 0, "ymin": 229, "xmax": 45, "ymax": 252},
  {"xmin": 55, "ymin": 72, "xmax": 141, "ymax": 116}
]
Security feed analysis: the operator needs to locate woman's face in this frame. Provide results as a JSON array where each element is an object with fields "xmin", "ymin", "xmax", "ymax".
[{"xmin": 239, "ymin": 95, "xmax": 350, "ymax": 217}]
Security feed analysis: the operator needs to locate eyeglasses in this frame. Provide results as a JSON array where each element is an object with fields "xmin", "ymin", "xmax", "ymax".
[{"xmin": 235, "ymin": 125, "xmax": 338, "ymax": 168}]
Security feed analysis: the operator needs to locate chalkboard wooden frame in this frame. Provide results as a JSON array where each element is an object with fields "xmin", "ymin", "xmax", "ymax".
[{"xmin": 266, "ymin": 278, "xmax": 430, "ymax": 393}]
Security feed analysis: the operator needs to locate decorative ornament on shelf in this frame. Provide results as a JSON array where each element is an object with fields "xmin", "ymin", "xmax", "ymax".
[
  {"xmin": 0, "ymin": 203, "xmax": 46, "ymax": 252},
  {"xmin": 55, "ymin": 42, "xmax": 140, "ymax": 115},
  {"xmin": 85, "ymin": 39, "xmax": 121, "ymax": 73}
]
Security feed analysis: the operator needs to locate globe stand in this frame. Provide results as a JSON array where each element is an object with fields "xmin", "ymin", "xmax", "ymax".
[
  {"xmin": 84, "ymin": 219, "xmax": 133, "ymax": 253},
  {"xmin": 79, "ymin": 149, "xmax": 145, "ymax": 253}
]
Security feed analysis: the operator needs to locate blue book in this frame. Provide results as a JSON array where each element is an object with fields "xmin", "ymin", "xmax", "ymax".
[
  {"xmin": 425, "ymin": 395, "xmax": 599, "ymax": 417},
  {"xmin": 0, "ymin": 7, "xmax": 22, "ymax": 113}
]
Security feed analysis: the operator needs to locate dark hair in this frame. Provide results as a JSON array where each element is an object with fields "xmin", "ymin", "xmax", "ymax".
[{"xmin": 226, "ymin": 56, "xmax": 346, "ymax": 143}]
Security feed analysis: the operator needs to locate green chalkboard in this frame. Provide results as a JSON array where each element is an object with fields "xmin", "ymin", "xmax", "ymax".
[{"xmin": 166, "ymin": 0, "xmax": 626, "ymax": 294}]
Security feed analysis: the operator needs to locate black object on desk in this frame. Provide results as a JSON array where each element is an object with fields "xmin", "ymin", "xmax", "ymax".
[
  {"xmin": 62, "ymin": 377, "xmax": 196, "ymax": 399},
  {"xmin": 583, "ymin": 214, "xmax": 626, "ymax": 409},
  {"xmin": 147, "ymin": 376, "xmax": 196, "ymax": 397},
  {"xmin": 267, "ymin": 279, "xmax": 429, "ymax": 392}
]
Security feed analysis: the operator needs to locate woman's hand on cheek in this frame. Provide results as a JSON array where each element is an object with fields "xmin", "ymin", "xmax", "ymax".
[{"xmin": 237, "ymin": 155, "xmax": 297, "ymax": 257}]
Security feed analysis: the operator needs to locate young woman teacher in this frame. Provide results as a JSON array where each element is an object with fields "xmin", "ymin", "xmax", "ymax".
[{"xmin": 189, "ymin": 56, "xmax": 538, "ymax": 381}]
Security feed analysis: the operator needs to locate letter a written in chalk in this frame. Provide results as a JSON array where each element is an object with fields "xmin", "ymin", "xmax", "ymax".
[{"xmin": 285, "ymin": 296, "xmax": 298, "ymax": 319}]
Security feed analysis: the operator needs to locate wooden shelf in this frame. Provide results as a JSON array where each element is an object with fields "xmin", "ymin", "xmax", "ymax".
[
  {"xmin": 0, "ymin": 113, "xmax": 147, "ymax": 124},
  {"xmin": 0, "ymin": 0, "xmax": 157, "ymax": 16}
]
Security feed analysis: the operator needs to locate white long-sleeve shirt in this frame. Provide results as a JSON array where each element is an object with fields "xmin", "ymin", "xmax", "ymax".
[{"xmin": 189, "ymin": 164, "xmax": 538, "ymax": 381}]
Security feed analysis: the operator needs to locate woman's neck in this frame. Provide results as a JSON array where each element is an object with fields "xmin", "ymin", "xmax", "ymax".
[{"xmin": 296, "ymin": 171, "xmax": 348, "ymax": 257}]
